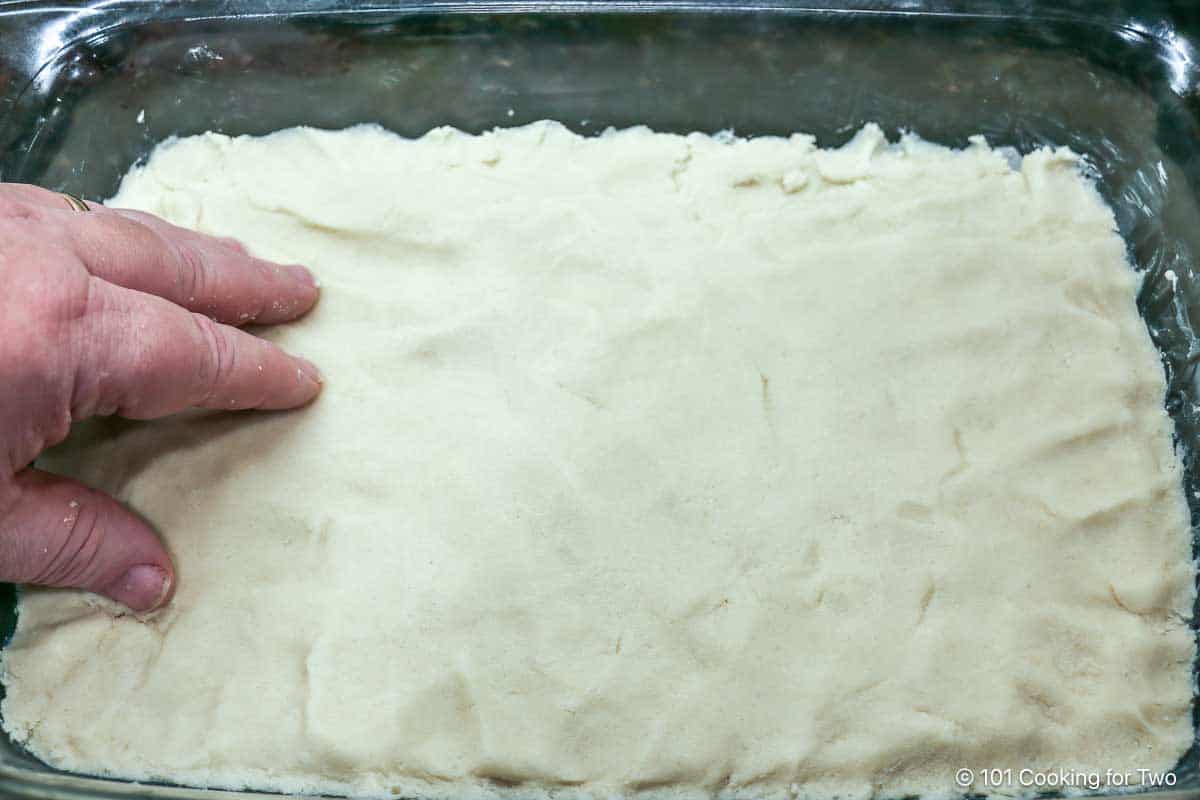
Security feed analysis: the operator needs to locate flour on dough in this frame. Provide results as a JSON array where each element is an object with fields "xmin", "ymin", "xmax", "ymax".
[{"xmin": 2, "ymin": 122, "xmax": 1195, "ymax": 800}]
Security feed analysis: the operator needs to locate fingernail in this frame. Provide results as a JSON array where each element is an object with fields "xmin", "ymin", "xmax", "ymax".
[
  {"xmin": 286, "ymin": 264, "xmax": 318, "ymax": 288},
  {"xmin": 296, "ymin": 356, "xmax": 323, "ymax": 385},
  {"xmin": 108, "ymin": 565, "xmax": 170, "ymax": 612}
]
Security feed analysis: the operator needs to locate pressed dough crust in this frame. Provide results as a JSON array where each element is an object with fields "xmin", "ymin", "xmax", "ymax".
[{"xmin": 2, "ymin": 123, "xmax": 1196, "ymax": 799}]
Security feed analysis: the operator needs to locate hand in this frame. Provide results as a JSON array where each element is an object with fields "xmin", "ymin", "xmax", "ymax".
[{"xmin": 0, "ymin": 184, "xmax": 322, "ymax": 613}]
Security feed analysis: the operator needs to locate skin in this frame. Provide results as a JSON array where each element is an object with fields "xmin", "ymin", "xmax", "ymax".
[{"xmin": 0, "ymin": 184, "xmax": 322, "ymax": 613}]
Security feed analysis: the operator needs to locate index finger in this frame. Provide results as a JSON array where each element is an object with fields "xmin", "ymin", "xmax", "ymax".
[{"xmin": 4, "ymin": 183, "xmax": 319, "ymax": 326}]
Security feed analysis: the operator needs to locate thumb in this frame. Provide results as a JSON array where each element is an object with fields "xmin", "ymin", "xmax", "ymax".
[{"xmin": 0, "ymin": 470, "xmax": 174, "ymax": 612}]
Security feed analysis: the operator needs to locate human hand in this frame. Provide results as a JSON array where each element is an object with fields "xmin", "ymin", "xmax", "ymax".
[{"xmin": 0, "ymin": 184, "xmax": 321, "ymax": 613}]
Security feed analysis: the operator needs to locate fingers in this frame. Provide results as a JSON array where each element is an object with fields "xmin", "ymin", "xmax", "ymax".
[
  {"xmin": 71, "ymin": 278, "xmax": 322, "ymax": 420},
  {"xmin": 0, "ymin": 470, "xmax": 173, "ymax": 612},
  {"xmin": 98, "ymin": 207, "xmax": 321, "ymax": 325},
  {"xmin": 0, "ymin": 183, "xmax": 318, "ymax": 326}
]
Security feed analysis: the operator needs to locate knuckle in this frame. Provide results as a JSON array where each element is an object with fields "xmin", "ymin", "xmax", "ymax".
[
  {"xmin": 48, "ymin": 270, "xmax": 97, "ymax": 330},
  {"xmin": 29, "ymin": 496, "xmax": 106, "ymax": 587},
  {"xmin": 0, "ymin": 221, "xmax": 55, "ymax": 264},
  {"xmin": 172, "ymin": 241, "xmax": 211, "ymax": 306},
  {"xmin": 0, "ymin": 232, "xmax": 91, "ymax": 329},
  {"xmin": 0, "ymin": 197, "xmax": 41, "ymax": 222},
  {"xmin": 192, "ymin": 314, "xmax": 236, "ymax": 403}
]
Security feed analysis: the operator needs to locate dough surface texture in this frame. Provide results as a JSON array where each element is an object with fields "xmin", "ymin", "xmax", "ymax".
[{"xmin": 2, "ymin": 122, "xmax": 1195, "ymax": 800}]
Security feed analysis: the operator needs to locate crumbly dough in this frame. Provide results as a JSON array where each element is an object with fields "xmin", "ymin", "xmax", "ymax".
[{"xmin": 2, "ymin": 123, "xmax": 1195, "ymax": 800}]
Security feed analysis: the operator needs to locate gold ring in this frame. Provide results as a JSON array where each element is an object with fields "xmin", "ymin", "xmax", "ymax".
[{"xmin": 61, "ymin": 192, "xmax": 90, "ymax": 212}]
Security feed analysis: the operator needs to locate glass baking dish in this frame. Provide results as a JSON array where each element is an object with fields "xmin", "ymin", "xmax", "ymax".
[{"xmin": 1, "ymin": 0, "xmax": 1199, "ymax": 798}]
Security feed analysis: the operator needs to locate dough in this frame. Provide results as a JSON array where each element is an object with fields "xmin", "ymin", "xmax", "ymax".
[{"xmin": 1, "ymin": 123, "xmax": 1194, "ymax": 800}]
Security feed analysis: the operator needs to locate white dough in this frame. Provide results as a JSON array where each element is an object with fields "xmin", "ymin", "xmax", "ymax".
[{"xmin": 2, "ymin": 122, "xmax": 1195, "ymax": 800}]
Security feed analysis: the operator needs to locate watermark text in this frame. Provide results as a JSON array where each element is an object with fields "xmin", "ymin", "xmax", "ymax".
[{"xmin": 954, "ymin": 768, "xmax": 1176, "ymax": 791}]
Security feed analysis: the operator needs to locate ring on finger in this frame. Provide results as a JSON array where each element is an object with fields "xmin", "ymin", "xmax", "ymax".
[{"xmin": 60, "ymin": 192, "xmax": 91, "ymax": 212}]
